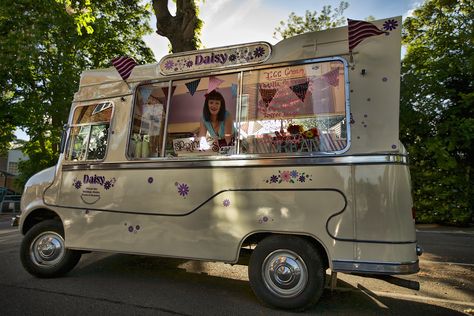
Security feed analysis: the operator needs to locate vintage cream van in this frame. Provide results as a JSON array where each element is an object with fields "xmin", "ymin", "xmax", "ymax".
[{"xmin": 19, "ymin": 16, "xmax": 420, "ymax": 310}]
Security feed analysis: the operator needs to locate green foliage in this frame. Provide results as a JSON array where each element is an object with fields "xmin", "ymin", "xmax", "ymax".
[
  {"xmin": 0, "ymin": 0, "xmax": 155, "ymax": 189},
  {"xmin": 273, "ymin": 1, "xmax": 349, "ymax": 39},
  {"xmin": 400, "ymin": 0, "xmax": 474, "ymax": 225}
]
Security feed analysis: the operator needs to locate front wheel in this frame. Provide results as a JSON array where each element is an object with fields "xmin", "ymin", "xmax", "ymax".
[
  {"xmin": 20, "ymin": 219, "xmax": 81, "ymax": 278},
  {"xmin": 248, "ymin": 235, "xmax": 325, "ymax": 311}
]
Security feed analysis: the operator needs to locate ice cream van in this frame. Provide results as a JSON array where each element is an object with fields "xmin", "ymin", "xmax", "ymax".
[{"xmin": 19, "ymin": 16, "xmax": 420, "ymax": 310}]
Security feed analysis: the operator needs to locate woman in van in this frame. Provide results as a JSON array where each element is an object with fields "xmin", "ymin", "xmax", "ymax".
[{"xmin": 198, "ymin": 90, "xmax": 235, "ymax": 146}]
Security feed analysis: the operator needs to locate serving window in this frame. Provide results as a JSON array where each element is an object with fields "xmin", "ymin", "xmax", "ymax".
[
  {"xmin": 239, "ymin": 60, "xmax": 347, "ymax": 154},
  {"xmin": 65, "ymin": 102, "xmax": 112, "ymax": 161},
  {"xmin": 129, "ymin": 82, "xmax": 168, "ymax": 158},
  {"xmin": 163, "ymin": 74, "xmax": 239, "ymax": 157}
]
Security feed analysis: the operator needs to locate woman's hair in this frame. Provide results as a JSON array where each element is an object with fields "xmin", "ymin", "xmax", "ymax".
[{"xmin": 203, "ymin": 90, "xmax": 226, "ymax": 122}]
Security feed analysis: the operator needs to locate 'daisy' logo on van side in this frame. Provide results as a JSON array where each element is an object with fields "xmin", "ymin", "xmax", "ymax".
[{"xmin": 73, "ymin": 175, "xmax": 117, "ymax": 204}]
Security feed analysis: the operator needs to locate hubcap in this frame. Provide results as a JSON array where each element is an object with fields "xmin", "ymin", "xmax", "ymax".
[
  {"xmin": 30, "ymin": 232, "xmax": 66, "ymax": 267},
  {"xmin": 262, "ymin": 249, "xmax": 308, "ymax": 298}
]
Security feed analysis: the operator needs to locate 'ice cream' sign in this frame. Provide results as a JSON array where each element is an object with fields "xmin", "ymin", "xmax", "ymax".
[{"xmin": 159, "ymin": 42, "xmax": 272, "ymax": 75}]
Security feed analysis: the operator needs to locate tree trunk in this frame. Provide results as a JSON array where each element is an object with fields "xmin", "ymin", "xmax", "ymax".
[{"xmin": 152, "ymin": 0, "xmax": 200, "ymax": 53}]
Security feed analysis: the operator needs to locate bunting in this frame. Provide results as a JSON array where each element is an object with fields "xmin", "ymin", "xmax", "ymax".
[
  {"xmin": 290, "ymin": 81, "xmax": 309, "ymax": 102},
  {"xmin": 140, "ymin": 87, "xmax": 153, "ymax": 102},
  {"xmin": 111, "ymin": 56, "xmax": 137, "ymax": 80},
  {"xmin": 348, "ymin": 19, "xmax": 387, "ymax": 52},
  {"xmin": 161, "ymin": 86, "xmax": 176, "ymax": 103},
  {"xmin": 231, "ymin": 84, "xmax": 238, "ymax": 98},
  {"xmin": 185, "ymin": 79, "xmax": 201, "ymax": 96},
  {"xmin": 259, "ymin": 87, "xmax": 277, "ymax": 107},
  {"xmin": 323, "ymin": 68, "xmax": 340, "ymax": 87},
  {"xmin": 207, "ymin": 76, "xmax": 224, "ymax": 93}
]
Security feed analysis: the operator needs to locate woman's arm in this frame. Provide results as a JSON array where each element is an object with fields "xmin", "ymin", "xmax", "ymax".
[
  {"xmin": 198, "ymin": 120, "xmax": 207, "ymax": 137},
  {"xmin": 224, "ymin": 114, "xmax": 234, "ymax": 144}
]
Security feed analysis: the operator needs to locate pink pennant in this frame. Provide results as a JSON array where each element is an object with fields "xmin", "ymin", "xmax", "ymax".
[{"xmin": 207, "ymin": 76, "xmax": 224, "ymax": 93}]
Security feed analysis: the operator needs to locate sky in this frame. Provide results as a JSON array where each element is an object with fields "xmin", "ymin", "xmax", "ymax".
[
  {"xmin": 15, "ymin": 0, "xmax": 421, "ymax": 141},
  {"xmin": 144, "ymin": 0, "xmax": 422, "ymax": 61}
]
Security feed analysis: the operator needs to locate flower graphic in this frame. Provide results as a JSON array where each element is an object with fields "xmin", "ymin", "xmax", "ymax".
[
  {"xmin": 104, "ymin": 181, "xmax": 112, "ymax": 190},
  {"xmin": 254, "ymin": 47, "xmax": 265, "ymax": 58},
  {"xmin": 186, "ymin": 60, "xmax": 193, "ymax": 68},
  {"xmin": 290, "ymin": 170, "xmax": 299, "ymax": 178},
  {"xmin": 229, "ymin": 54, "xmax": 236, "ymax": 62},
  {"xmin": 73, "ymin": 180, "xmax": 82, "ymax": 189},
  {"xmin": 223, "ymin": 199, "xmax": 230, "ymax": 207},
  {"xmin": 177, "ymin": 183, "xmax": 190, "ymax": 197},
  {"xmin": 265, "ymin": 170, "xmax": 313, "ymax": 184},
  {"xmin": 165, "ymin": 60, "xmax": 175, "ymax": 70},
  {"xmin": 148, "ymin": 177, "xmax": 154, "ymax": 184},
  {"xmin": 383, "ymin": 19, "xmax": 398, "ymax": 31},
  {"xmin": 281, "ymin": 171, "xmax": 291, "ymax": 182}
]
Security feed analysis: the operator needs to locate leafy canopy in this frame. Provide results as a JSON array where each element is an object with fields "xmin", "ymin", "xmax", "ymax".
[
  {"xmin": 400, "ymin": 0, "xmax": 473, "ymax": 225},
  {"xmin": 0, "ymin": 0, "xmax": 155, "ymax": 188}
]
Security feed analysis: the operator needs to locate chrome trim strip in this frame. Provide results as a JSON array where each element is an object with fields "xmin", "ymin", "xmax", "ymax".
[
  {"xmin": 332, "ymin": 260, "xmax": 420, "ymax": 275},
  {"xmin": 62, "ymin": 154, "xmax": 408, "ymax": 171}
]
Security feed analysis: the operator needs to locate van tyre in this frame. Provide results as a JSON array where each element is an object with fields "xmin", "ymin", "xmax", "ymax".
[
  {"xmin": 20, "ymin": 220, "xmax": 81, "ymax": 278},
  {"xmin": 248, "ymin": 235, "xmax": 325, "ymax": 311}
]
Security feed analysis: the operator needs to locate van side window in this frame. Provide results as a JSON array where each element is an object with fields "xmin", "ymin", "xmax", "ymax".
[
  {"xmin": 239, "ymin": 61, "xmax": 347, "ymax": 154},
  {"xmin": 129, "ymin": 83, "xmax": 168, "ymax": 158},
  {"xmin": 65, "ymin": 102, "xmax": 112, "ymax": 162},
  {"xmin": 164, "ymin": 74, "xmax": 239, "ymax": 157}
]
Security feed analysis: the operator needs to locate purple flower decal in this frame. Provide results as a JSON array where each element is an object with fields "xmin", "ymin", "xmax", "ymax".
[
  {"xmin": 298, "ymin": 175, "xmax": 306, "ymax": 183},
  {"xmin": 254, "ymin": 46, "xmax": 265, "ymax": 58},
  {"xmin": 186, "ymin": 60, "xmax": 193, "ymax": 68},
  {"xmin": 104, "ymin": 181, "xmax": 111, "ymax": 190},
  {"xmin": 229, "ymin": 54, "xmax": 236, "ymax": 62},
  {"xmin": 73, "ymin": 180, "xmax": 82, "ymax": 189},
  {"xmin": 269, "ymin": 175, "xmax": 278, "ymax": 183},
  {"xmin": 383, "ymin": 19, "xmax": 398, "ymax": 31},
  {"xmin": 165, "ymin": 60, "xmax": 175, "ymax": 70},
  {"xmin": 135, "ymin": 225, "xmax": 140, "ymax": 231},
  {"xmin": 148, "ymin": 177, "xmax": 154, "ymax": 184},
  {"xmin": 223, "ymin": 199, "xmax": 230, "ymax": 207},
  {"xmin": 177, "ymin": 183, "xmax": 190, "ymax": 197},
  {"xmin": 128, "ymin": 225, "xmax": 134, "ymax": 233}
]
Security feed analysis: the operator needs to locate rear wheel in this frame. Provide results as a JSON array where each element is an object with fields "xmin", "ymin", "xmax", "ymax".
[
  {"xmin": 248, "ymin": 235, "xmax": 325, "ymax": 311},
  {"xmin": 20, "ymin": 219, "xmax": 81, "ymax": 278}
]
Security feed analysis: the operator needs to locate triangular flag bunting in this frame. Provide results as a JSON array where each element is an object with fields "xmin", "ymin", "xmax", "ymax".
[
  {"xmin": 231, "ymin": 84, "xmax": 238, "ymax": 98},
  {"xmin": 290, "ymin": 81, "xmax": 309, "ymax": 102},
  {"xmin": 111, "ymin": 56, "xmax": 137, "ymax": 80},
  {"xmin": 185, "ymin": 79, "xmax": 200, "ymax": 96},
  {"xmin": 348, "ymin": 19, "xmax": 387, "ymax": 52},
  {"xmin": 323, "ymin": 68, "xmax": 340, "ymax": 87},
  {"xmin": 259, "ymin": 87, "xmax": 277, "ymax": 107},
  {"xmin": 162, "ymin": 86, "xmax": 176, "ymax": 103},
  {"xmin": 207, "ymin": 76, "xmax": 224, "ymax": 93},
  {"xmin": 140, "ymin": 87, "xmax": 153, "ymax": 102}
]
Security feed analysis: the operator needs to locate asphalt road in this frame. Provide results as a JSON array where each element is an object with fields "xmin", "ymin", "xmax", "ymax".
[{"xmin": 0, "ymin": 217, "xmax": 473, "ymax": 315}]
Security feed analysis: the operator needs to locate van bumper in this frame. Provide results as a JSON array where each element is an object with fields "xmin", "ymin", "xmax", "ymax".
[{"xmin": 332, "ymin": 259, "xmax": 419, "ymax": 275}]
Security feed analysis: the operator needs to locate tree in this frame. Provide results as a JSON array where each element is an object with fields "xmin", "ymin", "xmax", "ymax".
[
  {"xmin": 273, "ymin": 1, "xmax": 349, "ymax": 39},
  {"xmin": 152, "ymin": 0, "xmax": 203, "ymax": 53},
  {"xmin": 400, "ymin": 0, "xmax": 473, "ymax": 225},
  {"xmin": 0, "ymin": 0, "xmax": 155, "ymax": 188}
]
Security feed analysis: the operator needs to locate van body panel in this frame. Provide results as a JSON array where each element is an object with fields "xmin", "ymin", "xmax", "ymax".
[{"xmin": 20, "ymin": 16, "xmax": 419, "ymax": 281}]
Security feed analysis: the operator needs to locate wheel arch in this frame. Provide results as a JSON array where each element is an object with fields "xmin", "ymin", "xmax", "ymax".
[
  {"xmin": 240, "ymin": 232, "xmax": 330, "ymax": 269},
  {"xmin": 21, "ymin": 208, "xmax": 62, "ymax": 235}
]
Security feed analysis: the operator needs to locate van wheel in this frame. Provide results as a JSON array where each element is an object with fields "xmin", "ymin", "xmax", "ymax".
[
  {"xmin": 20, "ymin": 219, "xmax": 81, "ymax": 278},
  {"xmin": 248, "ymin": 235, "xmax": 325, "ymax": 311}
]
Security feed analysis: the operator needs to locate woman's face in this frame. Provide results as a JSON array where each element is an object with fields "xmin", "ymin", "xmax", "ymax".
[{"xmin": 208, "ymin": 99, "xmax": 221, "ymax": 115}]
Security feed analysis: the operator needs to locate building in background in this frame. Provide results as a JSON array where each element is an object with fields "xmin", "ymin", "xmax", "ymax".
[{"xmin": 0, "ymin": 148, "xmax": 28, "ymax": 192}]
